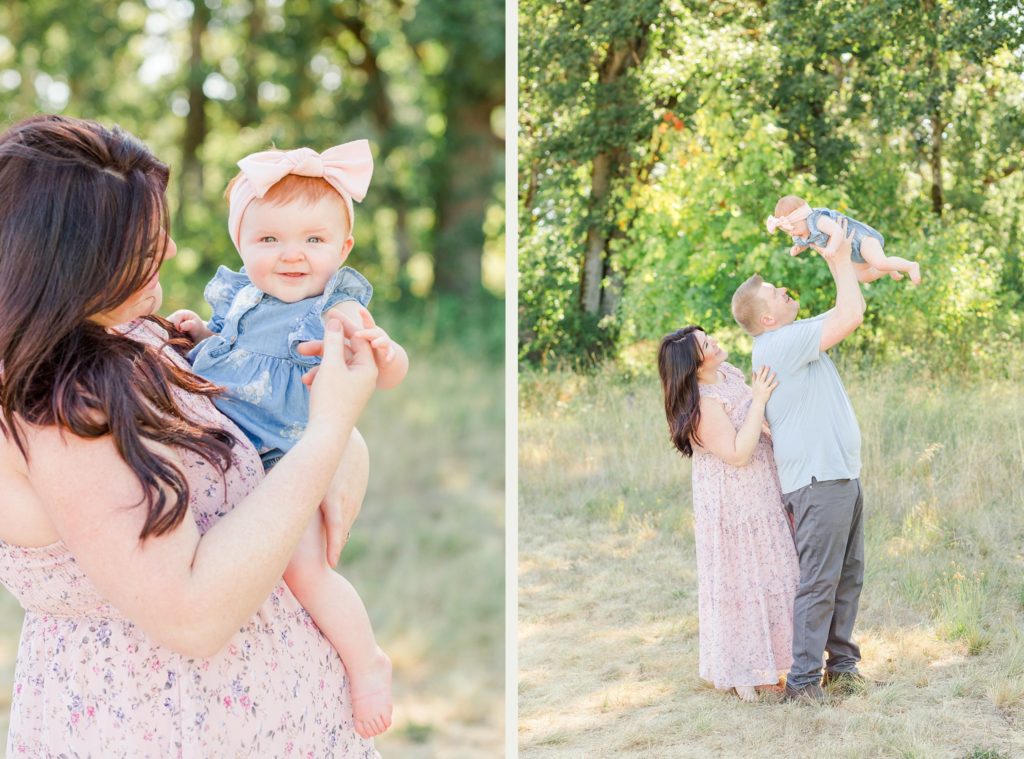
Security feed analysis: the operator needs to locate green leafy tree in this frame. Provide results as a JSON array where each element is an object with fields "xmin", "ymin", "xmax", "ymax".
[
  {"xmin": 0, "ymin": 0, "xmax": 505, "ymax": 342},
  {"xmin": 520, "ymin": 0, "xmax": 1024, "ymax": 372}
]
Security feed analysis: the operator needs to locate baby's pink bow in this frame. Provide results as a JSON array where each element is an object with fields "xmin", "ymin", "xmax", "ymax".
[
  {"xmin": 766, "ymin": 202, "xmax": 811, "ymax": 235},
  {"xmin": 227, "ymin": 140, "xmax": 374, "ymax": 249}
]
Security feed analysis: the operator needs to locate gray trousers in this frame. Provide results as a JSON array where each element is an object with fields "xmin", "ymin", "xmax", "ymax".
[{"xmin": 783, "ymin": 477, "xmax": 864, "ymax": 688}]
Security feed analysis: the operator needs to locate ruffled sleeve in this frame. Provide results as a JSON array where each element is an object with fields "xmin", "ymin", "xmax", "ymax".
[
  {"xmin": 716, "ymin": 362, "xmax": 737, "ymax": 387},
  {"xmin": 320, "ymin": 266, "xmax": 373, "ymax": 311},
  {"xmin": 203, "ymin": 266, "xmax": 253, "ymax": 334},
  {"xmin": 286, "ymin": 266, "xmax": 374, "ymax": 364},
  {"xmin": 699, "ymin": 377, "xmax": 732, "ymax": 415},
  {"xmin": 699, "ymin": 362, "xmax": 748, "ymax": 414}
]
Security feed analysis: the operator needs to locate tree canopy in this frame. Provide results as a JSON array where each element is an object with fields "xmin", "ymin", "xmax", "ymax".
[
  {"xmin": 519, "ymin": 0, "xmax": 1024, "ymax": 373},
  {"xmin": 0, "ymin": 0, "xmax": 505, "ymax": 337}
]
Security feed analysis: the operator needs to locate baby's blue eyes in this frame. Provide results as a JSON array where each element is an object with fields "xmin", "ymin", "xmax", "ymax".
[{"xmin": 258, "ymin": 236, "xmax": 325, "ymax": 243}]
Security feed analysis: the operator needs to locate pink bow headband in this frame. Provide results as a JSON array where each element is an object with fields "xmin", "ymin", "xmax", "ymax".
[
  {"xmin": 227, "ymin": 140, "xmax": 374, "ymax": 249},
  {"xmin": 765, "ymin": 202, "xmax": 811, "ymax": 235}
]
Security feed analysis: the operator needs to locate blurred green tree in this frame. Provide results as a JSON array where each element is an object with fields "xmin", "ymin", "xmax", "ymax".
[{"xmin": 0, "ymin": 0, "xmax": 505, "ymax": 345}]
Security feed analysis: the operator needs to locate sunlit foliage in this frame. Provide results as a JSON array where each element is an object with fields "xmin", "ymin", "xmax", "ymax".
[{"xmin": 519, "ymin": 0, "xmax": 1024, "ymax": 373}]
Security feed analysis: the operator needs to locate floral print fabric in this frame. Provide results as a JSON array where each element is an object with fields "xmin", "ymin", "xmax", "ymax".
[
  {"xmin": 0, "ymin": 320, "xmax": 378, "ymax": 758},
  {"xmin": 691, "ymin": 362, "xmax": 800, "ymax": 688}
]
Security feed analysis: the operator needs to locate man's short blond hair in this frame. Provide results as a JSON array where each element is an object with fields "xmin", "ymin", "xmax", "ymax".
[{"xmin": 732, "ymin": 274, "xmax": 768, "ymax": 336}]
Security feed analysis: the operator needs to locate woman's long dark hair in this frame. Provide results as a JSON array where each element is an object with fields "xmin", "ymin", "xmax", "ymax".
[
  {"xmin": 0, "ymin": 115, "xmax": 235, "ymax": 540},
  {"xmin": 657, "ymin": 326, "xmax": 705, "ymax": 457}
]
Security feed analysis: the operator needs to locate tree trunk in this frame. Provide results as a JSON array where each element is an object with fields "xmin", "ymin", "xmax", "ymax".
[
  {"xmin": 334, "ymin": 11, "xmax": 409, "ymax": 273},
  {"xmin": 433, "ymin": 97, "xmax": 502, "ymax": 297},
  {"xmin": 600, "ymin": 225, "xmax": 627, "ymax": 318},
  {"xmin": 580, "ymin": 152, "xmax": 613, "ymax": 314},
  {"xmin": 578, "ymin": 40, "xmax": 641, "ymax": 316},
  {"xmin": 523, "ymin": 157, "xmax": 539, "ymax": 213},
  {"xmin": 337, "ymin": 13, "xmax": 392, "ymax": 129},
  {"xmin": 930, "ymin": 107, "xmax": 944, "ymax": 217},
  {"xmin": 238, "ymin": 0, "xmax": 263, "ymax": 128},
  {"xmin": 599, "ymin": 263, "xmax": 624, "ymax": 318},
  {"xmin": 288, "ymin": 19, "xmax": 319, "ymax": 136},
  {"xmin": 922, "ymin": 1, "xmax": 944, "ymax": 218},
  {"xmin": 178, "ymin": 0, "xmax": 210, "ymax": 225}
]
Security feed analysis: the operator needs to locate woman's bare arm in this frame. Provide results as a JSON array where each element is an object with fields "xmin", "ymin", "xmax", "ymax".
[
  {"xmin": 693, "ymin": 368, "xmax": 777, "ymax": 467},
  {"xmin": 14, "ymin": 316, "xmax": 376, "ymax": 658}
]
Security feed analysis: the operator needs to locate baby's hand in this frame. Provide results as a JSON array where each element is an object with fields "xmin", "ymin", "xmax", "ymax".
[
  {"xmin": 789, "ymin": 243, "xmax": 806, "ymax": 257},
  {"xmin": 352, "ymin": 306, "xmax": 397, "ymax": 365},
  {"xmin": 168, "ymin": 309, "xmax": 214, "ymax": 342}
]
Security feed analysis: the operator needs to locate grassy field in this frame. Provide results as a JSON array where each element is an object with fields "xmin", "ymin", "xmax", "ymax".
[
  {"xmin": 519, "ymin": 363, "xmax": 1024, "ymax": 758},
  {"xmin": 0, "ymin": 342, "xmax": 504, "ymax": 758}
]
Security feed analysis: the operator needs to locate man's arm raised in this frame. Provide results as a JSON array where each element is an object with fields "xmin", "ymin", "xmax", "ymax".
[{"xmin": 819, "ymin": 227, "xmax": 865, "ymax": 352}]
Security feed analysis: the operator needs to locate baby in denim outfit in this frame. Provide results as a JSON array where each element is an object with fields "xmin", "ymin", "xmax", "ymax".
[
  {"xmin": 766, "ymin": 195, "xmax": 921, "ymax": 284},
  {"xmin": 170, "ymin": 140, "xmax": 408, "ymax": 739}
]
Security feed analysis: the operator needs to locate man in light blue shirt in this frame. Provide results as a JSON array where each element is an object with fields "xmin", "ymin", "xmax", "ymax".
[{"xmin": 731, "ymin": 228, "xmax": 868, "ymax": 702}]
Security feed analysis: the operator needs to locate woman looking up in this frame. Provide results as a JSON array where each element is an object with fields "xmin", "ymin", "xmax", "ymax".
[{"xmin": 658, "ymin": 326, "xmax": 798, "ymax": 702}]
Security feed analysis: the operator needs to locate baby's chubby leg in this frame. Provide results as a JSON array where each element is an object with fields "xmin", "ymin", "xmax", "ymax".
[
  {"xmin": 858, "ymin": 237, "xmax": 921, "ymax": 284},
  {"xmin": 283, "ymin": 436, "xmax": 393, "ymax": 739},
  {"xmin": 284, "ymin": 514, "xmax": 393, "ymax": 738},
  {"xmin": 855, "ymin": 264, "xmax": 888, "ymax": 283},
  {"xmin": 322, "ymin": 428, "xmax": 370, "ymax": 567}
]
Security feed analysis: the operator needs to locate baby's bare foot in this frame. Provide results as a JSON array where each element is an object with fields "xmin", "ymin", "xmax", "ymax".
[
  {"xmin": 888, "ymin": 271, "xmax": 904, "ymax": 281},
  {"xmin": 908, "ymin": 262, "xmax": 921, "ymax": 285},
  {"xmin": 350, "ymin": 647, "xmax": 393, "ymax": 739}
]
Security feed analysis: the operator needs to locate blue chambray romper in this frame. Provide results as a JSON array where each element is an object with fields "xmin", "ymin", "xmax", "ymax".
[
  {"xmin": 791, "ymin": 208, "xmax": 885, "ymax": 265},
  {"xmin": 188, "ymin": 265, "xmax": 373, "ymax": 469}
]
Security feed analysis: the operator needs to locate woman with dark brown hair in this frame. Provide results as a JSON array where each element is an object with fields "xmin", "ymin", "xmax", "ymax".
[
  {"xmin": 658, "ymin": 326, "xmax": 798, "ymax": 702},
  {"xmin": 0, "ymin": 115, "xmax": 380, "ymax": 756}
]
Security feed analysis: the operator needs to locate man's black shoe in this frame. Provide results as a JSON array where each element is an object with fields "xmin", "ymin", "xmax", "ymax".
[{"xmin": 782, "ymin": 682, "xmax": 826, "ymax": 703}]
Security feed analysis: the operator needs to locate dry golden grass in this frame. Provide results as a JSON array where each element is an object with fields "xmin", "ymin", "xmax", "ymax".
[
  {"xmin": 519, "ymin": 364, "xmax": 1024, "ymax": 758},
  {"xmin": 0, "ymin": 346, "xmax": 503, "ymax": 758}
]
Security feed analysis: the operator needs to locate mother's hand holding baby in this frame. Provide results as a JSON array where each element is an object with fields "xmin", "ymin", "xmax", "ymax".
[
  {"xmin": 0, "ymin": 115, "xmax": 384, "ymax": 757},
  {"xmin": 303, "ymin": 314, "xmax": 376, "ymax": 565}
]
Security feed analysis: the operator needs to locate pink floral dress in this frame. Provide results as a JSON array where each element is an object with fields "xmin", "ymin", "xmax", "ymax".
[
  {"xmin": 691, "ymin": 362, "xmax": 799, "ymax": 688},
  {"xmin": 0, "ymin": 321, "xmax": 378, "ymax": 758}
]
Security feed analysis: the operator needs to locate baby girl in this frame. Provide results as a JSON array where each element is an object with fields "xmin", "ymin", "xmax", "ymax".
[
  {"xmin": 169, "ymin": 141, "xmax": 407, "ymax": 739},
  {"xmin": 766, "ymin": 195, "xmax": 921, "ymax": 284}
]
